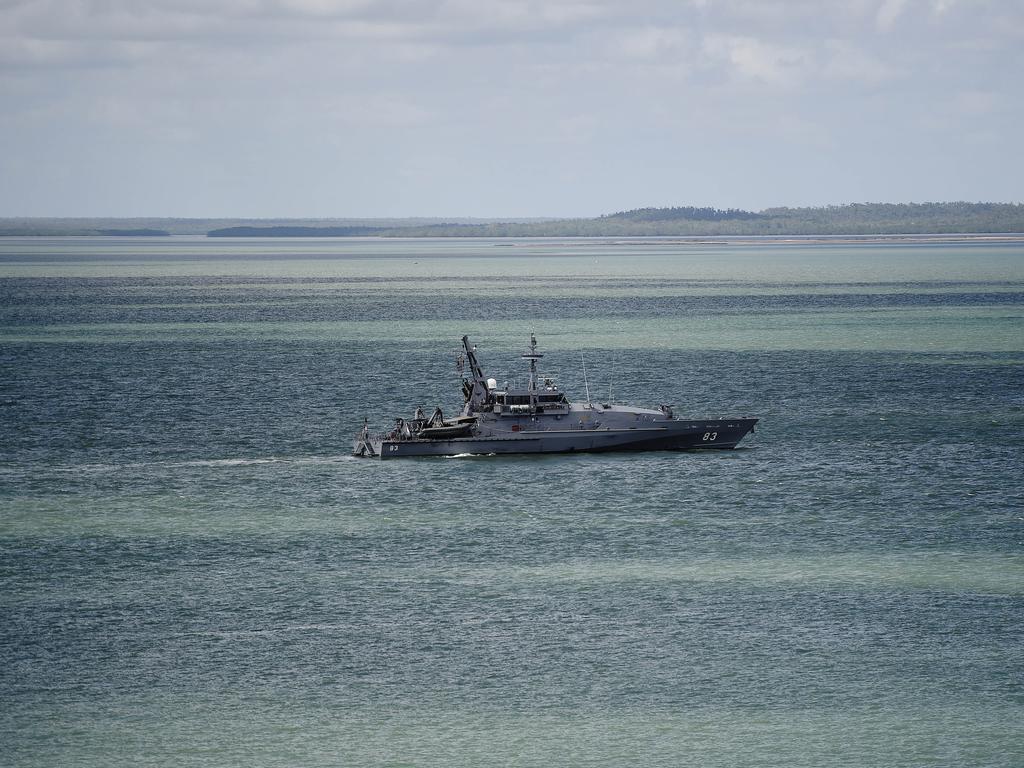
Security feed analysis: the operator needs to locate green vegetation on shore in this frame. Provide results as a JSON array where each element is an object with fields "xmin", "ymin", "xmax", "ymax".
[
  {"xmin": 363, "ymin": 202, "xmax": 1024, "ymax": 237},
  {"xmin": 2, "ymin": 202, "xmax": 1022, "ymax": 238}
]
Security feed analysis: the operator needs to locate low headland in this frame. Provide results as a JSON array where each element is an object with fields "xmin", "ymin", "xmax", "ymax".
[{"xmin": 2, "ymin": 202, "xmax": 1023, "ymax": 239}]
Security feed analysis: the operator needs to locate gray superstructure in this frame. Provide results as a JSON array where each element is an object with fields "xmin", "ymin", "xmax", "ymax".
[{"xmin": 353, "ymin": 335, "xmax": 758, "ymax": 459}]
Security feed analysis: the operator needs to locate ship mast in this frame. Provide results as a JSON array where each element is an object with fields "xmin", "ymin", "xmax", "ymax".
[{"xmin": 522, "ymin": 333, "xmax": 543, "ymax": 410}]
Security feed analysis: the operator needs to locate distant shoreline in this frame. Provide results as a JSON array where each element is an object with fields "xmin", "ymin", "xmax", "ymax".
[
  {"xmin": 522, "ymin": 234, "xmax": 1024, "ymax": 246},
  {"xmin": 2, "ymin": 202, "xmax": 1023, "ymax": 238},
  {"xmin": 3, "ymin": 232, "xmax": 1023, "ymax": 245},
  {"xmin": 610, "ymin": 234, "xmax": 1024, "ymax": 246}
]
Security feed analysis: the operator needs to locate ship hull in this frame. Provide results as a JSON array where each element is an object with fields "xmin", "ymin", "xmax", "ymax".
[{"xmin": 355, "ymin": 419, "xmax": 757, "ymax": 459}]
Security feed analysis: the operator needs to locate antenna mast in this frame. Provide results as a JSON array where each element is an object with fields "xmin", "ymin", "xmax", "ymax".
[
  {"xmin": 581, "ymin": 351, "xmax": 591, "ymax": 403},
  {"xmin": 521, "ymin": 333, "xmax": 543, "ymax": 393}
]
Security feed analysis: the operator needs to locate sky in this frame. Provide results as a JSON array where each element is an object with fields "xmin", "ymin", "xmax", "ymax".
[{"xmin": 1, "ymin": 0, "xmax": 1022, "ymax": 218}]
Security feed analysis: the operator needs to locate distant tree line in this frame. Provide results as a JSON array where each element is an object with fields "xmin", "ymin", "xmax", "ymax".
[
  {"xmin": 367, "ymin": 202, "xmax": 1024, "ymax": 237},
  {"xmin": 3, "ymin": 202, "xmax": 1023, "ymax": 237},
  {"xmin": 600, "ymin": 206, "xmax": 763, "ymax": 222},
  {"xmin": 0, "ymin": 216, "xmax": 480, "ymax": 236},
  {"xmin": 97, "ymin": 229, "xmax": 170, "ymax": 236},
  {"xmin": 208, "ymin": 226, "xmax": 388, "ymax": 237}
]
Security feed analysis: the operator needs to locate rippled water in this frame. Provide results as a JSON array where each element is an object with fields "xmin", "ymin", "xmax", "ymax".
[{"xmin": 2, "ymin": 237, "xmax": 1022, "ymax": 767}]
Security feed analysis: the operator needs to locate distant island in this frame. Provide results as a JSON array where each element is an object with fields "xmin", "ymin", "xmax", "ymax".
[
  {"xmin": 3, "ymin": 202, "xmax": 1023, "ymax": 238},
  {"xmin": 96, "ymin": 228, "xmax": 171, "ymax": 237},
  {"xmin": 208, "ymin": 225, "xmax": 389, "ymax": 237}
]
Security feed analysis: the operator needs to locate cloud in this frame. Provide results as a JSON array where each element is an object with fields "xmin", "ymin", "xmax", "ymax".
[
  {"xmin": 820, "ymin": 40, "xmax": 895, "ymax": 83},
  {"xmin": 930, "ymin": 0, "xmax": 959, "ymax": 14},
  {"xmin": 616, "ymin": 26, "xmax": 692, "ymax": 61},
  {"xmin": 320, "ymin": 93, "xmax": 435, "ymax": 128},
  {"xmin": 876, "ymin": 0, "xmax": 909, "ymax": 30},
  {"xmin": 702, "ymin": 34, "xmax": 809, "ymax": 86},
  {"xmin": 1, "ymin": 0, "xmax": 1022, "ymax": 215},
  {"xmin": 951, "ymin": 89, "xmax": 998, "ymax": 116},
  {"xmin": 0, "ymin": 0, "xmax": 614, "ymax": 58},
  {"xmin": 875, "ymin": 0, "xmax": 971, "ymax": 31},
  {"xmin": 275, "ymin": 0, "xmax": 376, "ymax": 16}
]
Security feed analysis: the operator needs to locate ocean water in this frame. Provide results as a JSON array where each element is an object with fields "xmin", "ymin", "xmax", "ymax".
[{"xmin": 1, "ymin": 236, "xmax": 1022, "ymax": 767}]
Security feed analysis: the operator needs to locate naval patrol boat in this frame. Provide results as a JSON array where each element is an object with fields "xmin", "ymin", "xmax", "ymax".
[{"xmin": 353, "ymin": 335, "xmax": 757, "ymax": 459}]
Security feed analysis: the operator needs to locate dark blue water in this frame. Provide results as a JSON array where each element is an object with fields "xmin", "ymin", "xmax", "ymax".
[{"xmin": 1, "ymin": 238, "xmax": 1022, "ymax": 766}]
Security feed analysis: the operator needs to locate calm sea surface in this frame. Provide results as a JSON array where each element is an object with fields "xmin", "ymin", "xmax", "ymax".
[{"xmin": 1, "ymin": 236, "xmax": 1022, "ymax": 767}]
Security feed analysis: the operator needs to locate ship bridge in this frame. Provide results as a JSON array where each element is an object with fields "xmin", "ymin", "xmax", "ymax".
[{"xmin": 491, "ymin": 387, "xmax": 569, "ymax": 416}]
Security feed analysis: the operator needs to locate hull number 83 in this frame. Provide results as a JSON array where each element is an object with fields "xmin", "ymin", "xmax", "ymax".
[{"xmin": 702, "ymin": 432, "xmax": 718, "ymax": 442}]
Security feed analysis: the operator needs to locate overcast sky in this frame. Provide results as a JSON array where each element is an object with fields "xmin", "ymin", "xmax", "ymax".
[{"xmin": 1, "ymin": 0, "xmax": 1021, "ymax": 217}]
